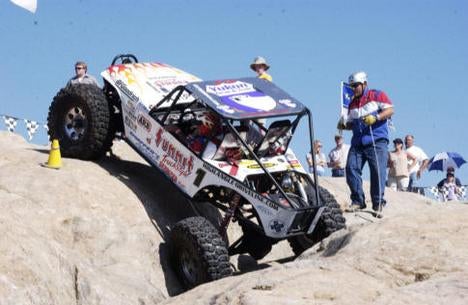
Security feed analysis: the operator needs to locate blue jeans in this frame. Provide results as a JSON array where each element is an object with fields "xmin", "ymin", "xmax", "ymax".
[
  {"xmin": 332, "ymin": 168, "xmax": 345, "ymax": 177},
  {"xmin": 408, "ymin": 172, "xmax": 417, "ymax": 191},
  {"xmin": 346, "ymin": 139, "xmax": 388, "ymax": 209}
]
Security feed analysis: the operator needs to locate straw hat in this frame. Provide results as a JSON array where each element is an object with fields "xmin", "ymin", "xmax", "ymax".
[{"xmin": 250, "ymin": 56, "xmax": 270, "ymax": 71}]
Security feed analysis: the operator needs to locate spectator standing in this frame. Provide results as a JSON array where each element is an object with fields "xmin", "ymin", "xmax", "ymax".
[
  {"xmin": 328, "ymin": 134, "xmax": 350, "ymax": 177},
  {"xmin": 250, "ymin": 56, "xmax": 272, "ymax": 82},
  {"xmin": 387, "ymin": 138, "xmax": 416, "ymax": 191},
  {"xmin": 338, "ymin": 71, "xmax": 394, "ymax": 214},
  {"xmin": 404, "ymin": 135, "xmax": 429, "ymax": 191},
  {"xmin": 307, "ymin": 140, "xmax": 327, "ymax": 176},
  {"xmin": 66, "ymin": 61, "xmax": 99, "ymax": 87}
]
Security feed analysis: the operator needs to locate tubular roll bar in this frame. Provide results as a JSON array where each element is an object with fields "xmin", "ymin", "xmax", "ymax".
[{"xmin": 151, "ymin": 85, "xmax": 322, "ymax": 210}]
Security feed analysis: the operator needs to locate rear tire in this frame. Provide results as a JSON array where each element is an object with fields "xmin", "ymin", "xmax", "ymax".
[
  {"xmin": 47, "ymin": 84, "xmax": 113, "ymax": 160},
  {"xmin": 288, "ymin": 186, "xmax": 346, "ymax": 256},
  {"xmin": 170, "ymin": 216, "xmax": 232, "ymax": 290}
]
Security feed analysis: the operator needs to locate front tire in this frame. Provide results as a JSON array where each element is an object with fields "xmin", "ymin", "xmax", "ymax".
[
  {"xmin": 47, "ymin": 84, "xmax": 113, "ymax": 160},
  {"xmin": 288, "ymin": 186, "xmax": 346, "ymax": 256},
  {"xmin": 170, "ymin": 216, "xmax": 232, "ymax": 290}
]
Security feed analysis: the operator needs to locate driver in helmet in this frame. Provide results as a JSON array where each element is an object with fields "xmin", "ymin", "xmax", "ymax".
[{"xmin": 187, "ymin": 111, "xmax": 224, "ymax": 159}]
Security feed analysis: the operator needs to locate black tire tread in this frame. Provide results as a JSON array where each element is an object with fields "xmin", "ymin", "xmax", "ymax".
[
  {"xmin": 170, "ymin": 216, "xmax": 232, "ymax": 289},
  {"xmin": 288, "ymin": 186, "xmax": 346, "ymax": 256},
  {"xmin": 47, "ymin": 84, "xmax": 113, "ymax": 160}
]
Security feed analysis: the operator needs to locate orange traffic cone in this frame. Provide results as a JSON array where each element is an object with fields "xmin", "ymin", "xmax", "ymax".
[{"xmin": 44, "ymin": 139, "xmax": 62, "ymax": 169}]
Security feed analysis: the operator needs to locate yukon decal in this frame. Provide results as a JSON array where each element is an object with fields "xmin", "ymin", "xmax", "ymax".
[{"xmin": 206, "ymin": 81, "xmax": 255, "ymax": 97}]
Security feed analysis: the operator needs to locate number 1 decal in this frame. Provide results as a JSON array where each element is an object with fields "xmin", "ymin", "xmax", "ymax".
[{"xmin": 193, "ymin": 168, "xmax": 206, "ymax": 187}]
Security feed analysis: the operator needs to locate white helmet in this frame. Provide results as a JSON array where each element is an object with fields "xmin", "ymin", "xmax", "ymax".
[{"xmin": 348, "ymin": 71, "xmax": 367, "ymax": 85}]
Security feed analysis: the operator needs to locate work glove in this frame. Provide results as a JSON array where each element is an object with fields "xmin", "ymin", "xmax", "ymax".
[
  {"xmin": 336, "ymin": 118, "xmax": 347, "ymax": 130},
  {"xmin": 362, "ymin": 114, "xmax": 377, "ymax": 126}
]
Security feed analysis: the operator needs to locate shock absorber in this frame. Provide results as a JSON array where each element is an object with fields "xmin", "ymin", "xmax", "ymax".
[{"xmin": 219, "ymin": 193, "xmax": 242, "ymax": 238}]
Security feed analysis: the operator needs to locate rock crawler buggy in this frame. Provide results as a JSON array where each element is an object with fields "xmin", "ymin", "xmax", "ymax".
[{"xmin": 47, "ymin": 54, "xmax": 346, "ymax": 290}]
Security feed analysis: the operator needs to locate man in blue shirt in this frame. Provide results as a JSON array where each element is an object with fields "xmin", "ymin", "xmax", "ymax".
[{"xmin": 338, "ymin": 71, "xmax": 394, "ymax": 214}]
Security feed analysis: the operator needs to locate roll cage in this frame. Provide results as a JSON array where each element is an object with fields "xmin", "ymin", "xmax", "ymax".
[{"xmin": 149, "ymin": 84, "xmax": 322, "ymax": 210}]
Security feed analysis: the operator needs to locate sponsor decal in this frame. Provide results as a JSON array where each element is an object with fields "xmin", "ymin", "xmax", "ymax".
[
  {"xmin": 126, "ymin": 108, "xmax": 137, "ymax": 121},
  {"xmin": 226, "ymin": 93, "xmax": 276, "ymax": 112},
  {"xmin": 137, "ymin": 115, "xmax": 152, "ymax": 132},
  {"xmin": 115, "ymin": 79, "xmax": 140, "ymax": 103},
  {"xmin": 206, "ymin": 81, "xmax": 255, "ymax": 97},
  {"xmin": 129, "ymin": 131, "xmax": 159, "ymax": 162},
  {"xmin": 155, "ymin": 128, "xmax": 194, "ymax": 178},
  {"xmin": 245, "ymin": 162, "xmax": 277, "ymax": 169},
  {"xmin": 269, "ymin": 219, "xmax": 285, "ymax": 233},
  {"xmin": 278, "ymin": 99, "xmax": 297, "ymax": 108},
  {"xmin": 287, "ymin": 159, "xmax": 302, "ymax": 168},
  {"xmin": 255, "ymin": 204, "xmax": 275, "ymax": 217},
  {"xmin": 124, "ymin": 115, "xmax": 137, "ymax": 132},
  {"xmin": 202, "ymin": 162, "xmax": 279, "ymax": 211},
  {"xmin": 206, "ymin": 80, "xmax": 277, "ymax": 113},
  {"xmin": 216, "ymin": 104, "xmax": 235, "ymax": 114}
]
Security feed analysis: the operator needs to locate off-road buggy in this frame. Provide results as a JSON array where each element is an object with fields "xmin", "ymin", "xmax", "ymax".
[{"xmin": 47, "ymin": 54, "xmax": 346, "ymax": 289}]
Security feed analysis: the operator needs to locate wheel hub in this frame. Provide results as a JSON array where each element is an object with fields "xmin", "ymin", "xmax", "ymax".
[
  {"xmin": 180, "ymin": 250, "xmax": 198, "ymax": 285},
  {"xmin": 64, "ymin": 106, "xmax": 87, "ymax": 141}
]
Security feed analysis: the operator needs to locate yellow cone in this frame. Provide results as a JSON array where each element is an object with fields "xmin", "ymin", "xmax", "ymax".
[{"xmin": 44, "ymin": 139, "xmax": 62, "ymax": 169}]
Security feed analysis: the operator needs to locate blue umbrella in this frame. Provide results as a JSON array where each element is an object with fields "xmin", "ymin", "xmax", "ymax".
[{"xmin": 428, "ymin": 152, "xmax": 466, "ymax": 172}]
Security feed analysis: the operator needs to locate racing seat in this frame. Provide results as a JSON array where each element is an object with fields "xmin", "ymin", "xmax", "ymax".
[
  {"xmin": 255, "ymin": 120, "xmax": 292, "ymax": 157},
  {"xmin": 212, "ymin": 126, "xmax": 249, "ymax": 161}
]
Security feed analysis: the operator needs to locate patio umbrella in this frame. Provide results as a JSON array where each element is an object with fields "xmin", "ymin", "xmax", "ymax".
[{"xmin": 428, "ymin": 152, "xmax": 466, "ymax": 172}]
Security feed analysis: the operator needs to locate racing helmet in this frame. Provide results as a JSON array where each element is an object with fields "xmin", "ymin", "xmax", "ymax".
[
  {"xmin": 199, "ymin": 111, "xmax": 221, "ymax": 136},
  {"xmin": 348, "ymin": 71, "xmax": 368, "ymax": 85}
]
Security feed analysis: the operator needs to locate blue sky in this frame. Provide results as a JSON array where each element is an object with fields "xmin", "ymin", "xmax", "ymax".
[{"xmin": 1, "ymin": 0, "xmax": 467, "ymax": 187}]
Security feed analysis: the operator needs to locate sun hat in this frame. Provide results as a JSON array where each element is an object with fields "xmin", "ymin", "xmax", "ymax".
[{"xmin": 250, "ymin": 56, "xmax": 270, "ymax": 71}]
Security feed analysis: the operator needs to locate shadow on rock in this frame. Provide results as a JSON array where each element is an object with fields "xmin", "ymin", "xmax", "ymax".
[
  {"xmin": 98, "ymin": 156, "xmax": 197, "ymax": 239},
  {"xmin": 97, "ymin": 156, "xmax": 199, "ymax": 296}
]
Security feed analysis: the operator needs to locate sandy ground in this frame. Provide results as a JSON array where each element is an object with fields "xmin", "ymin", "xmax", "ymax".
[{"xmin": 0, "ymin": 131, "xmax": 467, "ymax": 305}]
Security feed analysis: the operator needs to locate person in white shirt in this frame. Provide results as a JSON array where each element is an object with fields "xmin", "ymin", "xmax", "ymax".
[
  {"xmin": 66, "ymin": 61, "xmax": 99, "ymax": 87},
  {"xmin": 307, "ymin": 140, "xmax": 327, "ymax": 176},
  {"xmin": 328, "ymin": 135, "xmax": 350, "ymax": 177},
  {"xmin": 404, "ymin": 135, "xmax": 429, "ymax": 192}
]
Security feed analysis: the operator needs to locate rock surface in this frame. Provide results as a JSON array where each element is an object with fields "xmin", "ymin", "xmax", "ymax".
[{"xmin": 1, "ymin": 131, "xmax": 467, "ymax": 305}]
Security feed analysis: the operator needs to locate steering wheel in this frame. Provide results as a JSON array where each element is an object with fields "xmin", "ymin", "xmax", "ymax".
[
  {"xmin": 178, "ymin": 110, "xmax": 197, "ymax": 125},
  {"xmin": 177, "ymin": 110, "xmax": 198, "ymax": 135}
]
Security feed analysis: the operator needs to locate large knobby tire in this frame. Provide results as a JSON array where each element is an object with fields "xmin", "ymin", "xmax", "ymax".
[
  {"xmin": 288, "ymin": 186, "xmax": 346, "ymax": 256},
  {"xmin": 170, "ymin": 216, "xmax": 232, "ymax": 290},
  {"xmin": 47, "ymin": 84, "xmax": 113, "ymax": 160}
]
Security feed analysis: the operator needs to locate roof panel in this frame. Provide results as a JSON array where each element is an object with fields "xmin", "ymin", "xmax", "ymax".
[{"xmin": 186, "ymin": 78, "xmax": 306, "ymax": 119}]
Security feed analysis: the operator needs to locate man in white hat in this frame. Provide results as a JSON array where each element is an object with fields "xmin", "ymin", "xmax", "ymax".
[
  {"xmin": 250, "ymin": 56, "xmax": 272, "ymax": 82},
  {"xmin": 338, "ymin": 71, "xmax": 394, "ymax": 215}
]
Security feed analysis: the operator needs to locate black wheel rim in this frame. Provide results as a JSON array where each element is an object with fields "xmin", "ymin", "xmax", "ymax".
[
  {"xmin": 179, "ymin": 248, "xmax": 198, "ymax": 286},
  {"xmin": 64, "ymin": 106, "xmax": 87, "ymax": 141}
]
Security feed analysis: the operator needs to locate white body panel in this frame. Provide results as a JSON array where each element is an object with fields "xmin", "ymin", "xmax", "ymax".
[{"xmin": 101, "ymin": 62, "xmax": 313, "ymax": 238}]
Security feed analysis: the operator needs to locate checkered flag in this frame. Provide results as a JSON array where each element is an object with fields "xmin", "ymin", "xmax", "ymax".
[
  {"xmin": 43, "ymin": 124, "xmax": 50, "ymax": 142},
  {"xmin": 3, "ymin": 116, "xmax": 18, "ymax": 132},
  {"xmin": 24, "ymin": 119, "xmax": 39, "ymax": 141}
]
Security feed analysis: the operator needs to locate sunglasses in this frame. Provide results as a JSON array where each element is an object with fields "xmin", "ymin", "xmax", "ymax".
[
  {"xmin": 75, "ymin": 66, "xmax": 85, "ymax": 70},
  {"xmin": 350, "ymin": 83, "xmax": 361, "ymax": 88}
]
